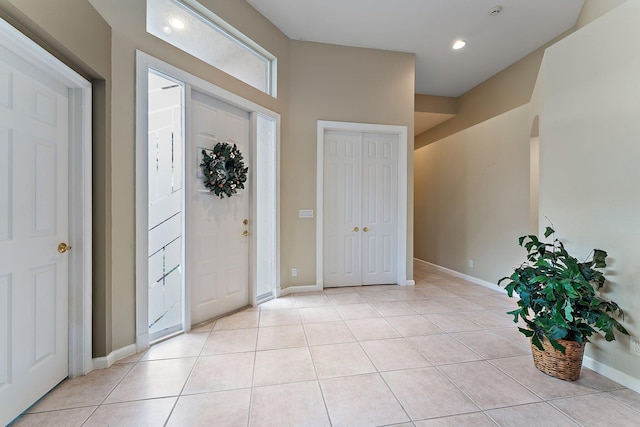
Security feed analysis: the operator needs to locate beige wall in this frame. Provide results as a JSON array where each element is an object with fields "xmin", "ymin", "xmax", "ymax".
[
  {"xmin": 285, "ymin": 41, "xmax": 415, "ymax": 287},
  {"xmin": 1, "ymin": 0, "xmax": 414, "ymax": 356},
  {"xmin": 534, "ymin": 0, "xmax": 640, "ymax": 382},
  {"xmin": 575, "ymin": 0, "xmax": 627, "ymax": 27},
  {"xmin": 414, "ymin": 0, "xmax": 638, "ymax": 385},
  {"xmin": 414, "ymin": 106, "xmax": 531, "ymax": 282},
  {"xmin": 0, "ymin": 0, "xmax": 110, "ymax": 78},
  {"xmin": 3, "ymin": 0, "xmax": 291, "ymax": 356},
  {"xmin": 88, "ymin": 0, "xmax": 290, "ymax": 353},
  {"xmin": 415, "ymin": 0, "xmax": 628, "ymax": 149},
  {"xmin": 0, "ymin": 0, "xmax": 114, "ymax": 357},
  {"xmin": 415, "ymin": 49, "xmax": 544, "ymax": 149}
]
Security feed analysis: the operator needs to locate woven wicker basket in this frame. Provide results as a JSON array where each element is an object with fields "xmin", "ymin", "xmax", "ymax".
[{"xmin": 530, "ymin": 338, "xmax": 586, "ymax": 381}]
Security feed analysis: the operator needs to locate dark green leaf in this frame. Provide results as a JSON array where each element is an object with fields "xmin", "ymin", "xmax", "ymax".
[
  {"xmin": 549, "ymin": 338, "xmax": 567, "ymax": 354},
  {"xmin": 544, "ymin": 227, "xmax": 555, "ymax": 238}
]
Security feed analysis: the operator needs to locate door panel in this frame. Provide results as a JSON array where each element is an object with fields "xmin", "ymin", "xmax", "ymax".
[
  {"xmin": 0, "ymin": 131, "xmax": 9, "ymax": 240},
  {"xmin": 189, "ymin": 91, "xmax": 250, "ymax": 324},
  {"xmin": 323, "ymin": 131, "xmax": 361, "ymax": 287},
  {"xmin": 0, "ymin": 45, "xmax": 69, "ymax": 424},
  {"xmin": 361, "ymin": 133, "xmax": 397, "ymax": 285}
]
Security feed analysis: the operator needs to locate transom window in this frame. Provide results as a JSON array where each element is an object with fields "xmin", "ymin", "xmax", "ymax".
[{"xmin": 147, "ymin": 0, "xmax": 277, "ymax": 96}]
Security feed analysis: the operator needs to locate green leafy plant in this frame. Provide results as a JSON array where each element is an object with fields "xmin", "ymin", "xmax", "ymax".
[{"xmin": 499, "ymin": 226, "xmax": 629, "ymax": 353}]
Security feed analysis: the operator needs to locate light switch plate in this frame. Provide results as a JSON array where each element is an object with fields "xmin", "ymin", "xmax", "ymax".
[{"xmin": 299, "ymin": 209, "xmax": 314, "ymax": 218}]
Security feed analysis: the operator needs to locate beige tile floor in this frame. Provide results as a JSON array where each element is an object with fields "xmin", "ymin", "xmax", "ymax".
[{"xmin": 12, "ymin": 262, "xmax": 640, "ymax": 426}]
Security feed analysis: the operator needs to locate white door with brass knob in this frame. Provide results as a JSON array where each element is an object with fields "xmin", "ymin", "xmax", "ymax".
[
  {"xmin": 0, "ymin": 45, "xmax": 70, "ymax": 423},
  {"xmin": 188, "ymin": 92, "xmax": 251, "ymax": 324},
  {"xmin": 323, "ymin": 130, "xmax": 398, "ymax": 286}
]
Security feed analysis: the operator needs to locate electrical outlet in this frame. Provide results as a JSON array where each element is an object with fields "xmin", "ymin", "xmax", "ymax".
[
  {"xmin": 468, "ymin": 259, "xmax": 474, "ymax": 268},
  {"xmin": 631, "ymin": 337, "xmax": 640, "ymax": 356},
  {"xmin": 291, "ymin": 268, "xmax": 297, "ymax": 277}
]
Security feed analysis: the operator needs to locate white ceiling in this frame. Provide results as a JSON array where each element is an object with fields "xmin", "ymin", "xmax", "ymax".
[{"xmin": 247, "ymin": 0, "xmax": 584, "ymax": 97}]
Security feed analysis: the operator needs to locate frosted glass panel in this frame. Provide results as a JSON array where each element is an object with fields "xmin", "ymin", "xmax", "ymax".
[
  {"xmin": 148, "ymin": 238, "xmax": 183, "ymax": 335},
  {"xmin": 148, "ymin": 71, "xmax": 184, "ymax": 341},
  {"xmin": 147, "ymin": 0, "xmax": 275, "ymax": 96},
  {"xmin": 256, "ymin": 114, "xmax": 276, "ymax": 300}
]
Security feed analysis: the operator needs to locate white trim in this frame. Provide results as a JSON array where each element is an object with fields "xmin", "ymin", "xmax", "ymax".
[
  {"xmin": 251, "ymin": 112, "xmax": 280, "ymax": 304},
  {"xmin": 583, "ymin": 356, "xmax": 640, "ymax": 394},
  {"xmin": 413, "ymin": 258, "xmax": 504, "ymax": 294},
  {"xmin": 135, "ymin": 51, "xmax": 280, "ymax": 352},
  {"xmin": 416, "ymin": 257, "xmax": 640, "ymax": 395},
  {"xmin": 179, "ymin": 0, "xmax": 278, "ymax": 97},
  {"xmin": 278, "ymin": 284, "xmax": 321, "ymax": 296},
  {"xmin": 92, "ymin": 344, "xmax": 138, "ymax": 370},
  {"xmin": 316, "ymin": 120, "xmax": 408, "ymax": 289},
  {"xmin": 415, "ymin": 258, "xmax": 640, "ymax": 393},
  {"xmin": 0, "ymin": 18, "xmax": 93, "ymax": 377},
  {"xmin": 135, "ymin": 60, "xmax": 151, "ymax": 351}
]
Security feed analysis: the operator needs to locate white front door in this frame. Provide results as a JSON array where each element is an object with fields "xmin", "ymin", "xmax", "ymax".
[
  {"xmin": 323, "ymin": 131, "xmax": 398, "ymax": 287},
  {"xmin": 0, "ymin": 45, "xmax": 70, "ymax": 423},
  {"xmin": 189, "ymin": 91, "xmax": 250, "ymax": 324}
]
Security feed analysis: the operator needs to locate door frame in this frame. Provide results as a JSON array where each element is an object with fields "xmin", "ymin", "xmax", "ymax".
[
  {"xmin": 135, "ymin": 51, "xmax": 280, "ymax": 351},
  {"xmin": 0, "ymin": 18, "xmax": 93, "ymax": 377},
  {"xmin": 316, "ymin": 120, "xmax": 410, "ymax": 289}
]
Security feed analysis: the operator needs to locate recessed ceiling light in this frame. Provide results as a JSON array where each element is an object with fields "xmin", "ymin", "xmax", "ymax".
[
  {"xmin": 169, "ymin": 17, "xmax": 185, "ymax": 30},
  {"xmin": 452, "ymin": 40, "xmax": 467, "ymax": 50}
]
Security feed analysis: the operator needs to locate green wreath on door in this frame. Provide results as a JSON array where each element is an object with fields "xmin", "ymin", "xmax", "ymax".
[{"xmin": 200, "ymin": 142, "xmax": 248, "ymax": 199}]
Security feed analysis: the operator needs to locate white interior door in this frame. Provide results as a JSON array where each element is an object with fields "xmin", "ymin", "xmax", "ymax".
[
  {"xmin": 323, "ymin": 131, "xmax": 362, "ymax": 286},
  {"xmin": 0, "ymin": 45, "xmax": 70, "ymax": 423},
  {"xmin": 361, "ymin": 132, "xmax": 397, "ymax": 285},
  {"xmin": 189, "ymin": 91, "xmax": 250, "ymax": 324},
  {"xmin": 323, "ymin": 130, "xmax": 397, "ymax": 287}
]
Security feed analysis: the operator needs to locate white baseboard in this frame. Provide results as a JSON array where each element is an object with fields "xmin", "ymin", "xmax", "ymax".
[
  {"xmin": 414, "ymin": 258, "xmax": 640, "ymax": 394},
  {"xmin": 279, "ymin": 279, "xmax": 415, "ymax": 294},
  {"xmin": 278, "ymin": 283, "xmax": 323, "ymax": 296},
  {"xmin": 92, "ymin": 344, "xmax": 138, "ymax": 370},
  {"xmin": 583, "ymin": 356, "xmax": 640, "ymax": 394},
  {"xmin": 413, "ymin": 258, "xmax": 505, "ymax": 294}
]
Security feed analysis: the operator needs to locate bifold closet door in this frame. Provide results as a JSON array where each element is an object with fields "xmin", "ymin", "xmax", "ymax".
[
  {"xmin": 323, "ymin": 130, "xmax": 397, "ymax": 287},
  {"xmin": 360, "ymin": 132, "xmax": 397, "ymax": 285}
]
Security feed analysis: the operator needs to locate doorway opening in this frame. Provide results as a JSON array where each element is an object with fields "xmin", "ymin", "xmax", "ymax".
[
  {"xmin": 0, "ymin": 17, "xmax": 92, "ymax": 425},
  {"xmin": 316, "ymin": 120, "xmax": 410, "ymax": 289},
  {"xmin": 135, "ymin": 51, "xmax": 279, "ymax": 351}
]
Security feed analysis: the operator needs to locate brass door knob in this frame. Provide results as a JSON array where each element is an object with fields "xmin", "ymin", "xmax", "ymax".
[
  {"xmin": 57, "ymin": 242, "xmax": 72, "ymax": 253},
  {"xmin": 353, "ymin": 227, "xmax": 359, "ymax": 232},
  {"xmin": 242, "ymin": 230, "xmax": 249, "ymax": 237},
  {"xmin": 363, "ymin": 227, "xmax": 370, "ymax": 232}
]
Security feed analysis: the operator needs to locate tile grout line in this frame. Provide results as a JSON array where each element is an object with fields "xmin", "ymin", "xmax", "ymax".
[
  {"xmin": 244, "ymin": 309, "xmax": 262, "ymax": 427},
  {"xmin": 162, "ymin": 318, "xmax": 217, "ymax": 426},
  {"xmin": 298, "ymin": 300, "xmax": 335, "ymax": 427}
]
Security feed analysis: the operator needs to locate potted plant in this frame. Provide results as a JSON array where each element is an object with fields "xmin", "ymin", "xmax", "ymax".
[{"xmin": 498, "ymin": 226, "xmax": 629, "ymax": 380}]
